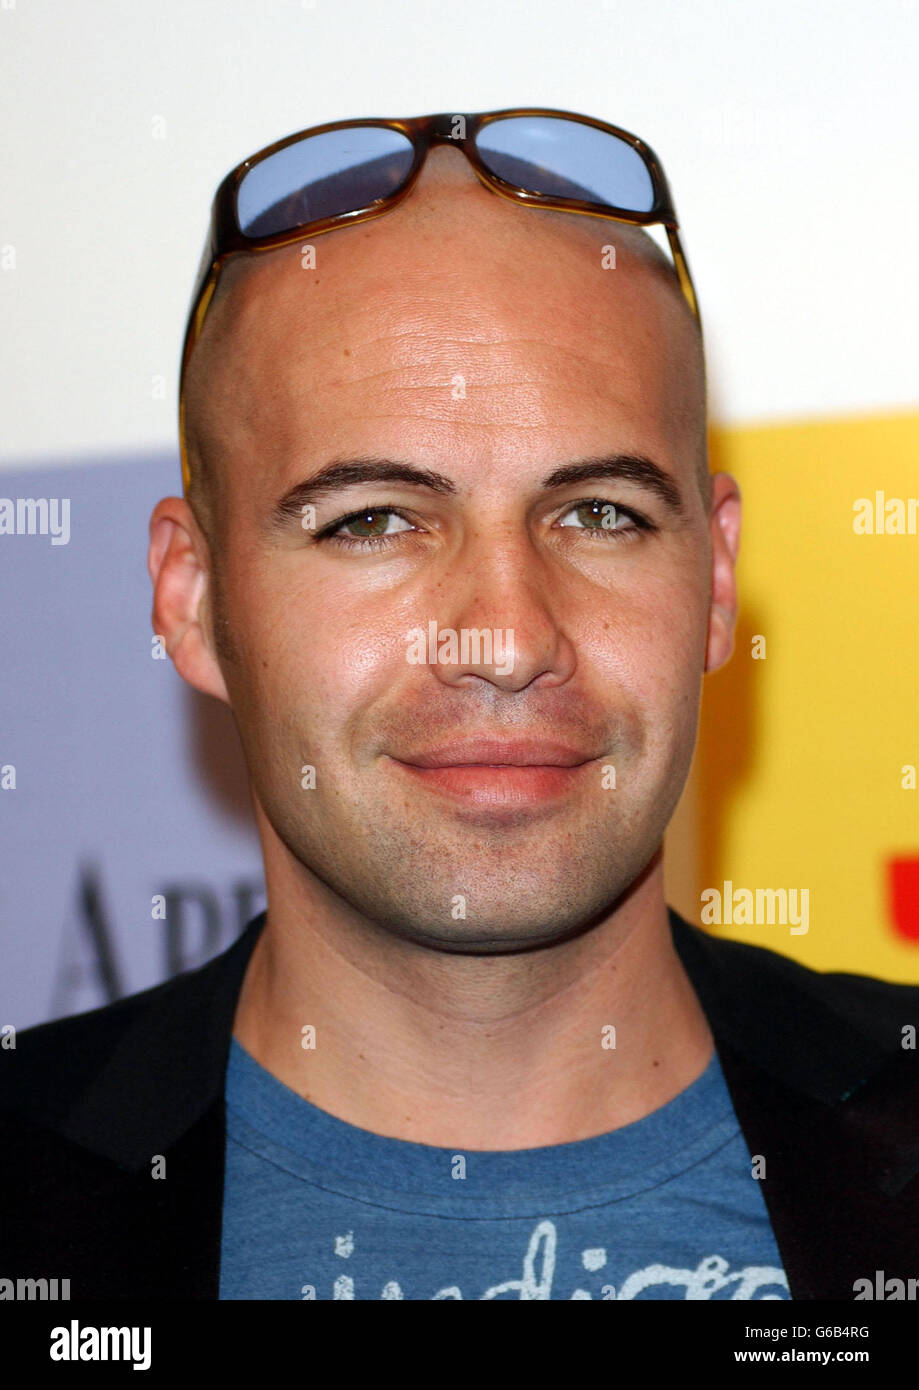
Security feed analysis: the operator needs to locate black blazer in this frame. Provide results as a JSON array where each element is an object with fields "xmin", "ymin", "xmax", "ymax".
[{"xmin": 2, "ymin": 910, "xmax": 918, "ymax": 1300}]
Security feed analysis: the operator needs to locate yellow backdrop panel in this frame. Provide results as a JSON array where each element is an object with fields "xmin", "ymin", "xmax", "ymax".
[{"xmin": 666, "ymin": 410, "xmax": 919, "ymax": 983}]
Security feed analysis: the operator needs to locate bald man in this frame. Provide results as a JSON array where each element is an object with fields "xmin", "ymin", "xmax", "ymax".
[{"xmin": 5, "ymin": 124, "xmax": 919, "ymax": 1307}]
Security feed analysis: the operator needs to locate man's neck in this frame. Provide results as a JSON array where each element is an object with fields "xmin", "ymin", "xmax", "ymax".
[{"xmin": 232, "ymin": 852, "xmax": 714, "ymax": 1150}]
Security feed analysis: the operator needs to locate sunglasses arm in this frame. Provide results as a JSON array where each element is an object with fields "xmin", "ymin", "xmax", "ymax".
[{"xmin": 665, "ymin": 225, "xmax": 701, "ymax": 331}]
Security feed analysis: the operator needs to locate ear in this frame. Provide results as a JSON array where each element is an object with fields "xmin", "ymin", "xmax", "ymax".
[
  {"xmin": 705, "ymin": 473, "xmax": 742, "ymax": 674},
  {"xmin": 148, "ymin": 496, "xmax": 230, "ymax": 703}
]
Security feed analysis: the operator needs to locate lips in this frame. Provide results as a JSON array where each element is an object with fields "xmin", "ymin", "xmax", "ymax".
[{"xmin": 396, "ymin": 738, "xmax": 598, "ymax": 769}]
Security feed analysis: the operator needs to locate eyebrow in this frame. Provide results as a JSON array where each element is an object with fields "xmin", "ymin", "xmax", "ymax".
[
  {"xmin": 270, "ymin": 452, "xmax": 684, "ymax": 526},
  {"xmin": 540, "ymin": 456, "xmax": 684, "ymax": 513}
]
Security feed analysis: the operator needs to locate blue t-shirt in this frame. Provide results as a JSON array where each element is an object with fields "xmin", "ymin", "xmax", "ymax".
[{"xmin": 219, "ymin": 1038, "xmax": 789, "ymax": 1300}]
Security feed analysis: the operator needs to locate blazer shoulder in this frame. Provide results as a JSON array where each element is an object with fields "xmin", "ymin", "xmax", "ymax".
[
  {"xmin": 1, "ymin": 970, "xmax": 191, "ymax": 1121},
  {"xmin": 670, "ymin": 912, "xmax": 919, "ymax": 1060},
  {"xmin": 1, "ymin": 914, "xmax": 265, "ymax": 1130},
  {"xmin": 816, "ymin": 961, "xmax": 919, "ymax": 1041}
]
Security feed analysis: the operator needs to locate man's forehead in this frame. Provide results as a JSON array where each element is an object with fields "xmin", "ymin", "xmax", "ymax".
[{"xmin": 194, "ymin": 212, "xmax": 696, "ymax": 454}]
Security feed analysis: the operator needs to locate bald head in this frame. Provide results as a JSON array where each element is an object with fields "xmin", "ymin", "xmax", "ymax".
[{"xmin": 182, "ymin": 145, "xmax": 709, "ymax": 543}]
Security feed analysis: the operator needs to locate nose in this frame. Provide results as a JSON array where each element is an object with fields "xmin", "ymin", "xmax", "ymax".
[{"xmin": 423, "ymin": 523, "xmax": 577, "ymax": 693}]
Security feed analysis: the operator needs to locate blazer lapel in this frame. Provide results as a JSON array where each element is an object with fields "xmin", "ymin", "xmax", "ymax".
[
  {"xmin": 45, "ymin": 912, "xmax": 269, "ymax": 1297},
  {"xmin": 671, "ymin": 912, "xmax": 919, "ymax": 1299}
]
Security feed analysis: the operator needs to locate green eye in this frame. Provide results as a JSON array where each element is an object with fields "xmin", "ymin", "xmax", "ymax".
[
  {"xmin": 339, "ymin": 509, "xmax": 411, "ymax": 538},
  {"xmin": 314, "ymin": 505, "xmax": 418, "ymax": 551},
  {"xmin": 559, "ymin": 501, "xmax": 627, "ymax": 530}
]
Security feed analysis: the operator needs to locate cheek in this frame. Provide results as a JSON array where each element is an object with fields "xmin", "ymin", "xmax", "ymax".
[
  {"xmin": 578, "ymin": 559, "xmax": 709, "ymax": 735},
  {"xmin": 225, "ymin": 568, "xmax": 410, "ymax": 757}
]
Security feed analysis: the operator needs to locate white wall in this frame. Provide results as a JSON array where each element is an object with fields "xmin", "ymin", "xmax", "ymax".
[{"xmin": 2, "ymin": 0, "xmax": 917, "ymax": 471}]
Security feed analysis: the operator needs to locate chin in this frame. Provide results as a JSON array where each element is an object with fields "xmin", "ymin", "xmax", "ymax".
[{"xmin": 371, "ymin": 884, "xmax": 627, "ymax": 956}]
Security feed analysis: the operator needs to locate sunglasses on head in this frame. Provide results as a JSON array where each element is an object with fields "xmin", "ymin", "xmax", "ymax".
[{"xmin": 179, "ymin": 107, "xmax": 700, "ymax": 493}]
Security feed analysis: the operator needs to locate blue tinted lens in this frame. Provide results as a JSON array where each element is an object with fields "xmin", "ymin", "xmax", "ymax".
[
  {"xmin": 475, "ymin": 116, "xmax": 654, "ymax": 214},
  {"xmin": 237, "ymin": 127, "xmax": 415, "ymax": 237}
]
